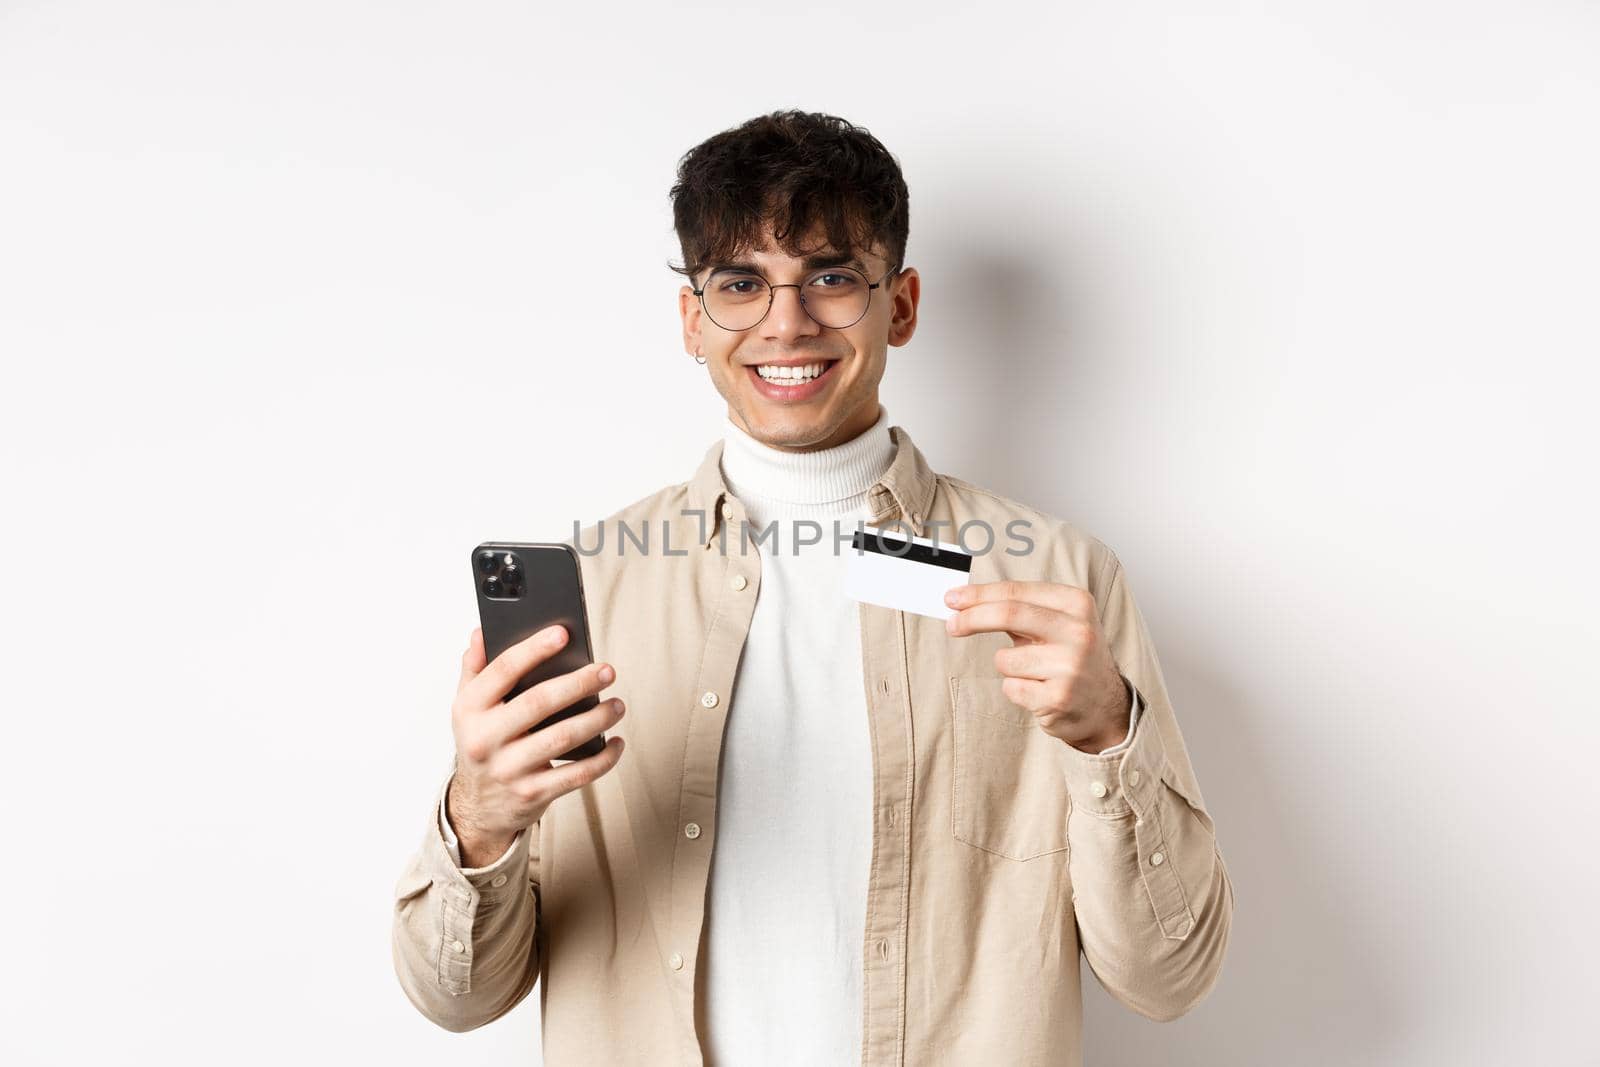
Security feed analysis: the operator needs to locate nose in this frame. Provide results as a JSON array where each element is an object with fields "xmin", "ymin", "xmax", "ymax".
[{"xmin": 761, "ymin": 283, "xmax": 823, "ymax": 341}]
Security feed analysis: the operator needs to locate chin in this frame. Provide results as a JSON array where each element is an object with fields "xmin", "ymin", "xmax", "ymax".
[{"xmin": 743, "ymin": 411, "xmax": 835, "ymax": 446}]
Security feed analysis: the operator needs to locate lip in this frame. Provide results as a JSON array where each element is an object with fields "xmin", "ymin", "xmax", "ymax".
[{"xmin": 746, "ymin": 359, "xmax": 840, "ymax": 402}]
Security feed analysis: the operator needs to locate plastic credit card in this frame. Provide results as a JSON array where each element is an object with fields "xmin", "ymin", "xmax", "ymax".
[{"xmin": 842, "ymin": 525, "xmax": 973, "ymax": 620}]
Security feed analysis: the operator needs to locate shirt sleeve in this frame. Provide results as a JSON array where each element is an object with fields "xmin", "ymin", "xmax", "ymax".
[
  {"xmin": 391, "ymin": 768, "xmax": 542, "ymax": 1032},
  {"xmin": 1055, "ymin": 550, "xmax": 1235, "ymax": 1022}
]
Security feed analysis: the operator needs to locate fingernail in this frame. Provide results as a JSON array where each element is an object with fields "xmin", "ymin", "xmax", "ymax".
[
  {"xmin": 615, "ymin": 699, "xmax": 626, "ymax": 716},
  {"xmin": 945, "ymin": 614, "xmax": 958, "ymax": 633},
  {"xmin": 598, "ymin": 664, "xmax": 615, "ymax": 683},
  {"xmin": 944, "ymin": 587, "xmax": 961, "ymax": 605}
]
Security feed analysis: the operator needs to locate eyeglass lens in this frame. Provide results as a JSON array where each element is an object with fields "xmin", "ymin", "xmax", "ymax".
[{"xmin": 701, "ymin": 267, "xmax": 873, "ymax": 331}]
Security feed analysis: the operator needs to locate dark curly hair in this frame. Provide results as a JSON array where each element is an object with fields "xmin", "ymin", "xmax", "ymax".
[{"xmin": 667, "ymin": 109, "xmax": 910, "ymax": 286}]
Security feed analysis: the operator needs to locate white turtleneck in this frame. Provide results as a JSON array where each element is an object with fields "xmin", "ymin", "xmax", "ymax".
[{"xmin": 699, "ymin": 403, "xmax": 896, "ymax": 1067}]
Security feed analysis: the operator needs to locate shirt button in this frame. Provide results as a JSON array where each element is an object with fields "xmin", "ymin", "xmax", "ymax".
[
  {"xmin": 730, "ymin": 574, "xmax": 747, "ymax": 591},
  {"xmin": 1128, "ymin": 770, "xmax": 1142, "ymax": 788},
  {"xmin": 1151, "ymin": 851, "xmax": 1166, "ymax": 866},
  {"xmin": 700, "ymin": 690, "xmax": 719, "ymax": 708},
  {"xmin": 490, "ymin": 874, "xmax": 508, "ymax": 888},
  {"xmin": 1090, "ymin": 781, "xmax": 1108, "ymax": 798},
  {"xmin": 685, "ymin": 822, "xmax": 701, "ymax": 839},
  {"xmin": 911, "ymin": 511, "xmax": 922, "ymax": 525},
  {"xmin": 451, "ymin": 940, "xmax": 466, "ymax": 954},
  {"xmin": 721, "ymin": 503, "xmax": 735, "ymax": 520},
  {"xmin": 669, "ymin": 952, "xmax": 684, "ymax": 970}
]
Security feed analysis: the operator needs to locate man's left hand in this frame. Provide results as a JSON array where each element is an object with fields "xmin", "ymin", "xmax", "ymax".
[{"xmin": 944, "ymin": 580, "xmax": 1130, "ymax": 753}]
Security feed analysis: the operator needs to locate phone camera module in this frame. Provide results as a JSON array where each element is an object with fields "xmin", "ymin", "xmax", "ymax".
[{"xmin": 477, "ymin": 548, "xmax": 524, "ymax": 598}]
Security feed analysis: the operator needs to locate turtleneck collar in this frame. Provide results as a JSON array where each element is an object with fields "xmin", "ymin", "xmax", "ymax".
[{"xmin": 720, "ymin": 404, "xmax": 895, "ymax": 510}]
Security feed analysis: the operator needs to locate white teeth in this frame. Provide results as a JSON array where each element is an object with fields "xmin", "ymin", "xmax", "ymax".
[{"xmin": 756, "ymin": 361, "xmax": 829, "ymax": 382}]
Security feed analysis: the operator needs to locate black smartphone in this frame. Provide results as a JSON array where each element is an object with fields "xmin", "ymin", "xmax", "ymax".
[{"xmin": 471, "ymin": 541, "xmax": 605, "ymax": 761}]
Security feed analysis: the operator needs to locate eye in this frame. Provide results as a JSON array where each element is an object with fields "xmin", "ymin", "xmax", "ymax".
[
  {"xmin": 813, "ymin": 273, "xmax": 848, "ymax": 287},
  {"xmin": 717, "ymin": 276, "xmax": 764, "ymax": 295}
]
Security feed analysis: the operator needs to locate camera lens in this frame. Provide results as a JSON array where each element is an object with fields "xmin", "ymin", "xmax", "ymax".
[
  {"xmin": 484, "ymin": 574, "xmax": 501, "ymax": 595},
  {"xmin": 477, "ymin": 551, "xmax": 498, "ymax": 574}
]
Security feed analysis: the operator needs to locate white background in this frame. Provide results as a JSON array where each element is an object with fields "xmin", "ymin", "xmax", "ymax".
[{"xmin": 2, "ymin": 2, "xmax": 1596, "ymax": 1064}]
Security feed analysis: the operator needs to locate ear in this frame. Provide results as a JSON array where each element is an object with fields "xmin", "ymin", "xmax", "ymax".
[
  {"xmin": 887, "ymin": 267, "xmax": 920, "ymax": 347},
  {"xmin": 680, "ymin": 285, "xmax": 704, "ymax": 356}
]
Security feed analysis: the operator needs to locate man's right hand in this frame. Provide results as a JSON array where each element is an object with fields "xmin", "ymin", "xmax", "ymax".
[{"xmin": 447, "ymin": 624, "xmax": 626, "ymax": 867}]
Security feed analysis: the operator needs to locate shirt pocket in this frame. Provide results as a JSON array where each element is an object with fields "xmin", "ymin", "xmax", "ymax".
[{"xmin": 949, "ymin": 674, "xmax": 1072, "ymax": 862}]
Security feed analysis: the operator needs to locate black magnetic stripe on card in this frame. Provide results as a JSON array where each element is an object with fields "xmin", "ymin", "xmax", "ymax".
[{"xmin": 850, "ymin": 530, "xmax": 973, "ymax": 572}]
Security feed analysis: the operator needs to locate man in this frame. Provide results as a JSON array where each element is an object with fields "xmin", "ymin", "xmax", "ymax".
[{"xmin": 392, "ymin": 109, "xmax": 1233, "ymax": 1066}]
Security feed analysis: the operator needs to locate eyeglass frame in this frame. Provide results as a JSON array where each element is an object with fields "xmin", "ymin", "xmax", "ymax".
[{"xmin": 691, "ymin": 261, "xmax": 903, "ymax": 332}]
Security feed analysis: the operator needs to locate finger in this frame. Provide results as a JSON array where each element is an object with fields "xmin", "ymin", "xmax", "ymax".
[
  {"xmin": 946, "ymin": 599, "xmax": 1066, "ymax": 644},
  {"xmin": 999, "ymin": 674, "xmax": 1047, "ymax": 715},
  {"xmin": 521, "ymin": 734, "xmax": 626, "ymax": 805},
  {"xmin": 1002, "ymin": 675, "xmax": 1080, "ymax": 723},
  {"xmin": 496, "ymin": 660, "xmax": 616, "ymax": 742},
  {"xmin": 458, "ymin": 627, "xmax": 487, "ymax": 690},
  {"xmin": 464, "ymin": 623, "xmax": 569, "ymax": 708},
  {"xmin": 493, "ymin": 697, "xmax": 626, "ymax": 779},
  {"xmin": 993, "ymin": 641, "xmax": 1073, "ymax": 682},
  {"xmin": 946, "ymin": 580, "xmax": 1092, "ymax": 618}
]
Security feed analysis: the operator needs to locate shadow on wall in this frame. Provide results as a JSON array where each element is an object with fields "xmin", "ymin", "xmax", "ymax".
[
  {"xmin": 1076, "ymin": 644, "xmax": 1408, "ymax": 1066},
  {"xmin": 908, "ymin": 230, "xmax": 1102, "ymax": 500}
]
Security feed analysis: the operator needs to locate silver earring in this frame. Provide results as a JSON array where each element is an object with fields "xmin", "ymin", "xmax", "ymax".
[{"xmin": 694, "ymin": 353, "xmax": 707, "ymax": 365}]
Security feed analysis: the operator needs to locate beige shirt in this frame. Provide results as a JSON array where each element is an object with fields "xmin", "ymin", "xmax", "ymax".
[{"xmin": 391, "ymin": 423, "xmax": 1235, "ymax": 1066}]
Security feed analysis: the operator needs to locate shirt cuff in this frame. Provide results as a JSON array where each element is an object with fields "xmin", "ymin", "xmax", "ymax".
[
  {"xmin": 418, "ymin": 777, "xmax": 532, "ymax": 998},
  {"xmin": 1055, "ymin": 678, "xmax": 1166, "ymax": 816}
]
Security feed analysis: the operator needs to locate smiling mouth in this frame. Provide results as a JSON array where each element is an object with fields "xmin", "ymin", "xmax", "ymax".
[{"xmin": 748, "ymin": 359, "xmax": 840, "ymax": 385}]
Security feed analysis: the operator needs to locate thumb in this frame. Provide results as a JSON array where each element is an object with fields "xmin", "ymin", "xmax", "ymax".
[{"xmin": 458, "ymin": 626, "xmax": 487, "ymax": 688}]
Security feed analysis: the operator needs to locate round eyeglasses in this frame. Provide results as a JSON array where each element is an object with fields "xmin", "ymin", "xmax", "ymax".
[{"xmin": 692, "ymin": 264, "xmax": 900, "ymax": 332}]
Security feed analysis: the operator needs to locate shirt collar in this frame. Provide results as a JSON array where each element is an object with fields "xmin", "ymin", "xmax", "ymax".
[{"xmin": 687, "ymin": 421, "xmax": 938, "ymax": 548}]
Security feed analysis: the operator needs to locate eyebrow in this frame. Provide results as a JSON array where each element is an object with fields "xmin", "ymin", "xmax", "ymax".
[{"xmin": 707, "ymin": 252, "xmax": 869, "ymax": 276}]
